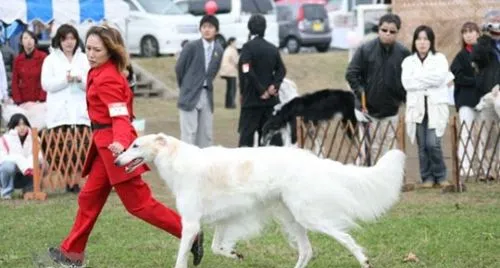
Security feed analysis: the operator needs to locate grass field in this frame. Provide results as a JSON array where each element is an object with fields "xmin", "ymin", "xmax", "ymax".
[{"xmin": 1, "ymin": 51, "xmax": 500, "ymax": 268}]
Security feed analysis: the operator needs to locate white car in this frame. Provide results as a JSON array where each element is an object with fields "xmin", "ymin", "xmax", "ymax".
[
  {"xmin": 123, "ymin": 0, "xmax": 199, "ymax": 57},
  {"xmin": 174, "ymin": 0, "xmax": 280, "ymax": 49}
]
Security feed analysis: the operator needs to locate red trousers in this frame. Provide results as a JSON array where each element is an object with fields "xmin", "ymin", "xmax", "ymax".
[{"xmin": 60, "ymin": 154, "xmax": 182, "ymax": 260}]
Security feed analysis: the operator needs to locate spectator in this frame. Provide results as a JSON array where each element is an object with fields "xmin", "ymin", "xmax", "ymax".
[
  {"xmin": 402, "ymin": 25, "xmax": 451, "ymax": 188},
  {"xmin": 472, "ymin": 9, "xmax": 500, "ymax": 104},
  {"xmin": 219, "ymin": 37, "xmax": 239, "ymax": 109},
  {"xmin": 175, "ymin": 15, "xmax": 223, "ymax": 148},
  {"xmin": 42, "ymin": 24, "xmax": 90, "ymax": 129},
  {"xmin": 345, "ymin": 14, "xmax": 410, "ymax": 165},
  {"xmin": 12, "ymin": 30, "xmax": 47, "ymax": 105},
  {"xmin": 0, "ymin": 52, "xmax": 9, "ymax": 103},
  {"xmin": 41, "ymin": 24, "xmax": 91, "ymax": 193},
  {"xmin": 0, "ymin": 113, "xmax": 44, "ymax": 199},
  {"xmin": 450, "ymin": 22, "xmax": 482, "ymax": 175},
  {"xmin": 238, "ymin": 14, "xmax": 286, "ymax": 147}
]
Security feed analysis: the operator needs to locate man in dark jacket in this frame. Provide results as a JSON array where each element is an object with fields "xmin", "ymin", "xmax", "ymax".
[
  {"xmin": 238, "ymin": 14, "xmax": 286, "ymax": 147},
  {"xmin": 472, "ymin": 9, "xmax": 500, "ymax": 97},
  {"xmin": 345, "ymin": 14, "xmax": 410, "ymax": 164}
]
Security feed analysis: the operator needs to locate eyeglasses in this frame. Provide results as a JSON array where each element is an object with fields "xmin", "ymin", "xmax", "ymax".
[{"xmin": 380, "ymin": 28, "xmax": 398, "ymax": 35}]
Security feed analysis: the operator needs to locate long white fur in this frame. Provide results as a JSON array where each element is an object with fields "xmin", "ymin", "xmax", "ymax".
[{"xmin": 115, "ymin": 134, "xmax": 406, "ymax": 268}]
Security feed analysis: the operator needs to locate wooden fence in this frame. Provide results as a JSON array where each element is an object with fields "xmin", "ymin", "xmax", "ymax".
[
  {"xmin": 21, "ymin": 115, "xmax": 500, "ymax": 199},
  {"xmin": 24, "ymin": 127, "xmax": 91, "ymax": 200},
  {"xmin": 450, "ymin": 116, "xmax": 500, "ymax": 192},
  {"xmin": 296, "ymin": 114, "xmax": 415, "ymax": 191}
]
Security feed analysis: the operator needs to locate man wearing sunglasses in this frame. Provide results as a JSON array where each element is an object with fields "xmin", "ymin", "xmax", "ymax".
[{"xmin": 345, "ymin": 14, "xmax": 410, "ymax": 165}]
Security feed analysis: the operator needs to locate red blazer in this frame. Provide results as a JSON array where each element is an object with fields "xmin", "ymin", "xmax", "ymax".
[
  {"xmin": 82, "ymin": 60, "xmax": 149, "ymax": 185},
  {"xmin": 11, "ymin": 49, "xmax": 47, "ymax": 104}
]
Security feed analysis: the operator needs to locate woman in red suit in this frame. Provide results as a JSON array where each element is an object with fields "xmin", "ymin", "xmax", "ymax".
[
  {"xmin": 11, "ymin": 30, "xmax": 47, "ymax": 105},
  {"xmin": 48, "ymin": 26, "xmax": 204, "ymax": 267}
]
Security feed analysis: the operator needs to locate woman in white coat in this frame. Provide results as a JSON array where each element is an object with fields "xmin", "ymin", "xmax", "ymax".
[
  {"xmin": 0, "ymin": 113, "xmax": 44, "ymax": 199},
  {"xmin": 219, "ymin": 37, "xmax": 239, "ymax": 109},
  {"xmin": 402, "ymin": 25, "xmax": 451, "ymax": 188},
  {"xmin": 41, "ymin": 24, "xmax": 90, "ymax": 193}
]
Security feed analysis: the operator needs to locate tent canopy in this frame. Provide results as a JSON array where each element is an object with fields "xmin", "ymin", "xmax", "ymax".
[{"xmin": 0, "ymin": 0, "xmax": 129, "ymax": 25}]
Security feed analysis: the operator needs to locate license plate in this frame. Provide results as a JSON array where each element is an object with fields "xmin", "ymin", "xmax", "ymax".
[{"xmin": 313, "ymin": 22, "xmax": 324, "ymax": 32}]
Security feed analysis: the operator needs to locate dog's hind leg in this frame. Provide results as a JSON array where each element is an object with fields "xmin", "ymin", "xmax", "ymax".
[
  {"xmin": 273, "ymin": 204, "xmax": 313, "ymax": 268},
  {"xmin": 319, "ymin": 228, "xmax": 371, "ymax": 268}
]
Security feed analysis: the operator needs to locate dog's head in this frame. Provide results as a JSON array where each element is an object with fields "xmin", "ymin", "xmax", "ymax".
[
  {"xmin": 475, "ymin": 84, "xmax": 500, "ymax": 112},
  {"xmin": 114, "ymin": 133, "xmax": 171, "ymax": 173}
]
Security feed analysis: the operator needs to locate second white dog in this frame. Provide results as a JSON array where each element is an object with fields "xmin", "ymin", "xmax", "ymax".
[{"xmin": 115, "ymin": 134, "xmax": 406, "ymax": 268}]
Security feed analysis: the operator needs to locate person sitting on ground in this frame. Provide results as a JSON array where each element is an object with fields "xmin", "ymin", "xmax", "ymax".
[{"xmin": 0, "ymin": 113, "xmax": 44, "ymax": 199}]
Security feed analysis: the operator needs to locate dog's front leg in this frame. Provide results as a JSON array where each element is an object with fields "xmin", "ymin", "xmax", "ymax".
[{"xmin": 175, "ymin": 220, "xmax": 201, "ymax": 268}]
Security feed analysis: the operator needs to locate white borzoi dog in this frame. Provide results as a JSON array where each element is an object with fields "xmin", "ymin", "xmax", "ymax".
[{"xmin": 115, "ymin": 134, "xmax": 406, "ymax": 268}]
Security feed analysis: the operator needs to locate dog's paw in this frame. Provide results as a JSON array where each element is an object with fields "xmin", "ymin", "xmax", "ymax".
[{"xmin": 230, "ymin": 251, "xmax": 244, "ymax": 260}]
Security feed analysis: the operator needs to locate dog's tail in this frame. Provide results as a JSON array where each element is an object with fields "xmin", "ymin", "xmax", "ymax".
[
  {"xmin": 281, "ymin": 149, "xmax": 406, "ymax": 232},
  {"xmin": 345, "ymin": 149, "xmax": 406, "ymax": 222}
]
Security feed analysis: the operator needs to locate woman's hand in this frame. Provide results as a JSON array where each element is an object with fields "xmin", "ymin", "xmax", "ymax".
[{"xmin": 108, "ymin": 142, "xmax": 125, "ymax": 156}]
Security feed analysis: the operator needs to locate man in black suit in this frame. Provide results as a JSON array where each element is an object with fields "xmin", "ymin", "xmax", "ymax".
[{"xmin": 238, "ymin": 14, "xmax": 286, "ymax": 147}]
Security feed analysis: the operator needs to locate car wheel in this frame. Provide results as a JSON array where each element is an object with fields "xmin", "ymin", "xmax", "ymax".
[
  {"xmin": 315, "ymin": 43, "xmax": 330, "ymax": 53},
  {"xmin": 140, "ymin": 36, "xmax": 159, "ymax": 57},
  {"xmin": 286, "ymin": 37, "xmax": 300, "ymax": 54}
]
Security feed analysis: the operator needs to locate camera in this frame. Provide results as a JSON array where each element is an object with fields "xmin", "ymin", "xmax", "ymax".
[{"xmin": 483, "ymin": 22, "xmax": 500, "ymax": 33}]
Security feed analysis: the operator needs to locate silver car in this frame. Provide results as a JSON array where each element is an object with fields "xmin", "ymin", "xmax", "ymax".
[{"xmin": 276, "ymin": 2, "xmax": 332, "ymax": 53}]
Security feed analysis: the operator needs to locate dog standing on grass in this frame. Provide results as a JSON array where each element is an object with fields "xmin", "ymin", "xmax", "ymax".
[{"xmin": 115, "ymin": 133, "xmax": 406, "ymax": 268}]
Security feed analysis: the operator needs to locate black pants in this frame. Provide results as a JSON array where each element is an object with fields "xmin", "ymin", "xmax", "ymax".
[
  {"xmin": 238, "ymin": 107, "xmax": 283, "ymax": 147},
  {"xmin": 14, "ymin": 173, "xmax": 34, "ymax": 194},
  {"xmin": 222, "ymin": 76, "xmax": 237, "ymax": 108}
]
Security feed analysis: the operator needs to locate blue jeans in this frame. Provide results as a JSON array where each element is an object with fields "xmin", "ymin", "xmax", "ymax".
[
  {"xmin": 0, "ymin": 161, "xmax": 18, "ymax": 198},
  {"xmin": 416, "ymin": 115, "xmax": 447, "ymax": 183},
  {"xmin": 0, "ymin": 161, "xmax": 33, "ymax": 198}
]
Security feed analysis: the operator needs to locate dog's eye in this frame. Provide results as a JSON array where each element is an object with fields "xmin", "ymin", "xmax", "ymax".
[{"xmin": 132, "ymin": 144, "xmax": 138, "ymax": 148}]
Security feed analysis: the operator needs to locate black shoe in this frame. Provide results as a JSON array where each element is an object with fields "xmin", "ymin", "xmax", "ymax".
[
  {"xmin": 71, "ymin": 184, "xmax": 81, "ymax": 194},
  {"xmin": 66, "ymin": 184, "xmax": 81, "ymax": 194},
  {"xmin": 48, "ymin": 247, "xmax": 83, "ymax": 268},
  {"xmin": 190, "ymin": 232, "xmax": 204, "ymax": 266}
]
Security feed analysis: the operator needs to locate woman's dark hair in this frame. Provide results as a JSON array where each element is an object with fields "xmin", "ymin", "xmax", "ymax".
[
  {"xmin": 7, "ymin": 113, "xmax": 31, "ymax": 130},
  {"xmin": 227, "ymin": 37, "xmax": 236, "ymax": 46},
  {"xmin": 460, "ymin": 21, "xmax": 480, "ymax": 48},
  {"xmin": 19, "ymin": 30, "xmax": 38, "ymax": 54},
  {"xmin": 85, "ymin": 25, "xmax": 129, "ymax": 72},
  {"xmin": 51, "ymin": 24, "xmax": 82, "ymax": 54},
  {"xmin": 411, "ymin": 25, "xmax": 436, "ymax": 54}
]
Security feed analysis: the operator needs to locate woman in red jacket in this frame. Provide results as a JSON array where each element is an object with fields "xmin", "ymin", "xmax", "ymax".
[
  {"xmin": 47, "ymin": 25, "xmax": 203, "ymax": 267},
  {"xmin": 11, "ymin": 30, "xmax": 47, "ymax": 105}
]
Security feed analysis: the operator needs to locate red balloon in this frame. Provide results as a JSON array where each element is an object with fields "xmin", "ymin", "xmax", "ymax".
[{"xmin": 205, "ymin": 0, "xmax": 218, "ymax": 15}]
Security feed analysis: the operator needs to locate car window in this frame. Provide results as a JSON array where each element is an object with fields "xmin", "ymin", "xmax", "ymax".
[
  {"xmin": 302, "ymin": 4, "xmax": 327, "ymax": 20},
  {"xmin": 123, "ymin": 0, "xmax": 139, "ymax": 11},
  {"xmin": 137, "ymin": 0, "xmax": 184, "ymax": 15},
  {"xmin": 276, "ymin": 6, "xmax": 293, "ymax": 21},
  {"xmin": 242, "ymin": 0, "xmax": 275, "ymax": 15}
]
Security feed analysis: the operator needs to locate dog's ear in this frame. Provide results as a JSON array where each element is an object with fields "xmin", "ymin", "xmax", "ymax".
[
  {"xmin": 492, "ymin": 84, "xmax": 499, "ymax": 96},
  {"xmin": 154, "ymin": 135, "xmax": 167, "ymax": 147}
]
